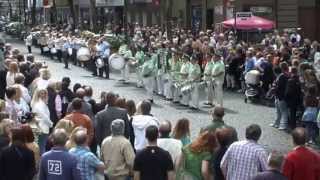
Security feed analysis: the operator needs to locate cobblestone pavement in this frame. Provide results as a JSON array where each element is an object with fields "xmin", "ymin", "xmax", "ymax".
[{"xmin": 3, "ymin": 33, "xmax": 293, "ymax": 152}]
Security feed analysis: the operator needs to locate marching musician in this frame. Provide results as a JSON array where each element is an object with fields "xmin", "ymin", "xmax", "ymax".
[
  {"xmin": 118, "ymin": 43, "xmax": 133, "ymax": 83},
  {"xmin": 188, "ymin": 55, "xmax": 202, "ymax": 110},
  {"xmin": 96, "ymin": 37, "xmax": 110, "ymax": 79},
  {"xmin": 164, "ymin": 48, "xmax": 181, "ymax": 101},
  {"xmin": 141, "ymin": 50, "xmax": 157, "ymax": 103},
  {"xmin": 211, "ymin": 51, "xmax": 225, "ymax": 107},
  {"xmin": 134, "ymin": 45, "xmax": 145, "ymax": 88},
  {"xmin": 38, "ymin": 31, "xmax": 47, "ymax": 55},
  {"xmin": 47, "ymin": 33, "xmax": 55, "ymax": 60},
  {"xmin": 62, "ymin": 36, "xmax": 70, "ymax": 69},
  {"xmin": 179, "ymin": 54, "xmax": 191, "ymax": 106},
  {"xmin": 155, "ymin": 42, "xmax": 168, "ymax": 96},
  {"xmin": 169, "ymin": 50, "xmax": 182, "ymax": 103},
  {"xmin": 55, "ymin": 34, "xmax": 64, "ymax": 62},
  {"xmin": 203, "ymin": 51, "xmax": 215, "ymax": 106}
]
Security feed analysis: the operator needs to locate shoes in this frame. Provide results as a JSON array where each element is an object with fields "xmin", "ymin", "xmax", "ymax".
[
  {"xmin": 204, "ymin": 102, "xmax": 213, "ymax": 106},
  {"xmin": 189, "ymin": 107, "xmax": 199, "ymax": 110},
  {"xmin": 119, "ymin": 79, "xmax": 125, "ymax": 82},
  {"xmin": 269, "ymin": 123, "xmax": 279, "ymax": 128},
  {"xmin": 278, "ymin": 127, "xmax": 287, "ymax": 130},
  {"xmin": 308, "ymin": 140, "xmax": 315, "ymax": 145}
]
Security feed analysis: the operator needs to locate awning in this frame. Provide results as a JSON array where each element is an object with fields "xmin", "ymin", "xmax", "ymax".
[{"xmin": 222, "ymin": 15, "xmax": 275, "ymax": 30}]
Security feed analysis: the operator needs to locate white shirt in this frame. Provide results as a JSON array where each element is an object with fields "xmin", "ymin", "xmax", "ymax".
[
  {"xmin": 6, "ymin": 72, "xmax": 16, "ymax": 87},
  {"xmin": 25, "ymin": 35, "xmax": 33, "ymax": 46},
  {"xmin": 17, "ymin": 84, "xmax": 31, "ymax": 103},
  {"xmin": 158, "ymin": 138, "xmax": 182, "ymax": 164},
  {"xmin": 132, "ymin": 115, "xmax": 160, "ymax": 151},
  {"xmin": 32, "ymin": 100, "xmax": 53, "ymax": 134}
]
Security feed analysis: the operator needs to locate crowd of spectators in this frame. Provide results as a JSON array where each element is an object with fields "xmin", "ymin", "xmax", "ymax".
[{"xmin": 0, "ymin": 28, "xmax": 320, "ymax": 180}]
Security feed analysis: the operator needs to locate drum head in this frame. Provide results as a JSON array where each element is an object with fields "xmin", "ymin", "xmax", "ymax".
[
  {"xmin": 109, "ymin": 53, "xmax": 125, "ymax": 70},
  {"xmin": 77, "ymin": 47, "xmax": 90, "ymax": 61}
]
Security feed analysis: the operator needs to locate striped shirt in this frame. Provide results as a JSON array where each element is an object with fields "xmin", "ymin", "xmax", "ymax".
[
  {"xmin": 220, "ymin": 140, "xmax": 268, "ymax": 180},
  {"xmin": 69, "ymin": 146, "xmax": 103, "ymax": 180}
]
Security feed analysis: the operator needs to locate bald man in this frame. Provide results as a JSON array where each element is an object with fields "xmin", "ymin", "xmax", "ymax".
[
  {"xmin": 158, "ymin": 120, "xmax": 183, "ymax": 165},
  {"xmin": 69, "ymin": 130, "xmax": 105, "ymax": 180},
  {"xmin": 200, "ymin": 106, "xmax": 228, "ymax": 133}
]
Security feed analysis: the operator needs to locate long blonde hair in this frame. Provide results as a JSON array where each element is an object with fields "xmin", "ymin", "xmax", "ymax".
[
  {"xmin": 54, "ymin": 119, "xmax": 75, "ymax": 136},
  {"xmin": 31, "ymin": 89, "xmax": 48, "ymax": 107}
]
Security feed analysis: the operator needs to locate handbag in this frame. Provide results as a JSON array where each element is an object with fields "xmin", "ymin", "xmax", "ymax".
[{"xmin": 176, "ymin": 151, "xmax": 198, "ymax": 180}]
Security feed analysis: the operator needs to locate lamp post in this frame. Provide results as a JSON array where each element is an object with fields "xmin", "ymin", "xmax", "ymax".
[{"xmin": 229, "ymin": 0, "xmax": 236, "ymax": 35}]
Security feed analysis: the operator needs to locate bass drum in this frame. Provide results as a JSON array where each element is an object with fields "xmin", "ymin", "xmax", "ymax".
[
  {"xmin": 109, "ymin": 53, "xmax": 125, "ymax": 70},
  {"xmin": 77, "ymin": 47, "xmax": 91, "ymax": 61}
]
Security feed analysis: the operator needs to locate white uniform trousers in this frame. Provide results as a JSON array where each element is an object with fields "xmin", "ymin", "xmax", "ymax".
[
  {"xmin": 163, "ymin": 74, "xmax": 173, "ymax": 99},
  {"xmin": 136, "ymin": 66, "xmax": 144, "ymax": 87},
  {"xmin": 143, "ymin": 76, "xmax": 155, "ymax": 100},
  {"xmin": 213, "ymin": 80, "xmax": 224, "ymax": 107},
  {"xmin": 189, "ymin": 82, "xmax": 200, "ymax": 109},
  {"xmin": 180, "ymin": 86, "xmax": 190, "ymax": 106},
  {"xmin": 207, "ymin": 80, "xmax": 214, "ymax": 104},
  {"xmin": 156, "ymin": 73, "xmax": 165, "ymax": 95},
  {"xmin": 173, "ymin": 83, "xmax": 181, "ymax": 102},
  {"xmin": 121, "ymin": 62, "xmax": 130, "ymax": 82}
]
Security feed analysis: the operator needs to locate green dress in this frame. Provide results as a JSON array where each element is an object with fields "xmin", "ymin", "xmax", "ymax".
[{"xmin": 182, "ymin": 146, "xmax": 212, "ymax": 180}]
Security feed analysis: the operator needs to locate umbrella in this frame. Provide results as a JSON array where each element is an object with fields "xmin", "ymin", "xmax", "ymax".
[{"xmin": 222, "ymin": 16, "xmax": 275, "ymax": 30}]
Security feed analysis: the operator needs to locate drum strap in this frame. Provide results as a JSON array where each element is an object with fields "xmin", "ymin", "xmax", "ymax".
[{"xmin": 157, "ymin": 54, "xmax": 161, "ymax": 69}]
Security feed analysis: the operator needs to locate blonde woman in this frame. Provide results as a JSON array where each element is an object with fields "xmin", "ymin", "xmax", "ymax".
[
  {"xmin": 54, "ymin": 119, "xmax": 75, "ymax": 136},
  {"xmin": 32, "ymin": 68, "xmax": 52, "ymax": 92},
  {"xmin": 31, "ymin": 88, "xmax": 53, "ymax": 154},
  {"xmin": 12, "ymin": 85, "xmax": 30, "ymax": 121},
  {"xmin": 6, "ymin": 61, "xmax": 19, "ymax": 86}
]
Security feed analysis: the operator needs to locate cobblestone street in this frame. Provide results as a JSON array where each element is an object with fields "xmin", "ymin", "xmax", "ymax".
[{"xmin": 3, "ymin": 33, "xmax": 293, "ymax": 153}]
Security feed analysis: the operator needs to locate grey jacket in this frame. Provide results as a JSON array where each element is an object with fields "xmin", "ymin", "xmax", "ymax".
[{"xmin": 95, "ymin": 106, "xmax": 130, "ymax": 145}]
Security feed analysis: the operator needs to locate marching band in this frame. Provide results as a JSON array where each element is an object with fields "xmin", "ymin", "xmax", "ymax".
[{"xmin": 28, "ymin": 28, "xmax": 226, "ymax": 109}]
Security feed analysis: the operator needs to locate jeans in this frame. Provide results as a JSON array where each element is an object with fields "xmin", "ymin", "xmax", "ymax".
[
  {"xmin": 38, "ymin": 133, "xmax": 48, "ymax": 155},
  {"xmin": 288, "ymin": 106, "xmax": 298, "ymax": 129},
  {"xmin": 274, "ymin": 99, "xmax": 288, "ymax": 129},
  {"xmin": 27, "ymin": 46, "xmax": 32, "ymax": 53},
  {"xmin": 303, "ymin": 122, "xmax": 319, "ymax": 142}
]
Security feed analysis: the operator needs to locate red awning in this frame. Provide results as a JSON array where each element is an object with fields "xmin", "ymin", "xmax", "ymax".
[{"xmin": 222, "ymin": 16, "xmax": 275, "ymax": 30}]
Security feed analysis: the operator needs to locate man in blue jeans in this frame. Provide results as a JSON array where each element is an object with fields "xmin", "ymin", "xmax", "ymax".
[
  {"xmin": 39, "ymin": 129, "xmax": 80, "ymax": 180},
  {"xmin": 271, "ymin": 62, "xmax": 289, "ymax": 130}
]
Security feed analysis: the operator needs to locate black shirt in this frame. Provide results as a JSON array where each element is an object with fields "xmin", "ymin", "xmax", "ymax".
[
  {"xmin": 0, "ymin": 144, "xmax": 36, "ymax": 180},
  {"xmin": 134, "ymin": 146, "xmax": 174, "ymax": 180}
]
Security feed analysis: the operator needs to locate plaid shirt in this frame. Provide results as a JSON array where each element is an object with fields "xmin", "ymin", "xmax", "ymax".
[
  {"xmin": 220, "ymin": 140, "xmax": 268, "ymax": 180},
  {"xmin": 69, "ymin": 146, "xmax": 103, "ymax": 180}
]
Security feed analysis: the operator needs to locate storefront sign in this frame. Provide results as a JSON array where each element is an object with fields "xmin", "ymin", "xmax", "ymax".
[
  {"xmin": 96, "ymin": 0, "xmax": 124, "ymax": 7},
  {"xmin": 250, "ymin": 6, "xmax": 272, "ymax": 14}
]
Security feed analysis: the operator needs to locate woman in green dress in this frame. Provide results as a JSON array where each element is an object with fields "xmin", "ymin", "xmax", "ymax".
[{"xmin": 176, "ymin": 131, "xmax": 217, "ymax": 180}]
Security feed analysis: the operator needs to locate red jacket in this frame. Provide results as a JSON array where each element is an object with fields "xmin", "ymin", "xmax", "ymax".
[{"xmin": 283, "ymin": 146, "xmax": 320, "ymax": 180}]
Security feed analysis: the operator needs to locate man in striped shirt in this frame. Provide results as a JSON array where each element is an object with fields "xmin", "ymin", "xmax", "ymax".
[{"xmin": 220, "ymin": 124, "xmax": 268, "ymax": 180}]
